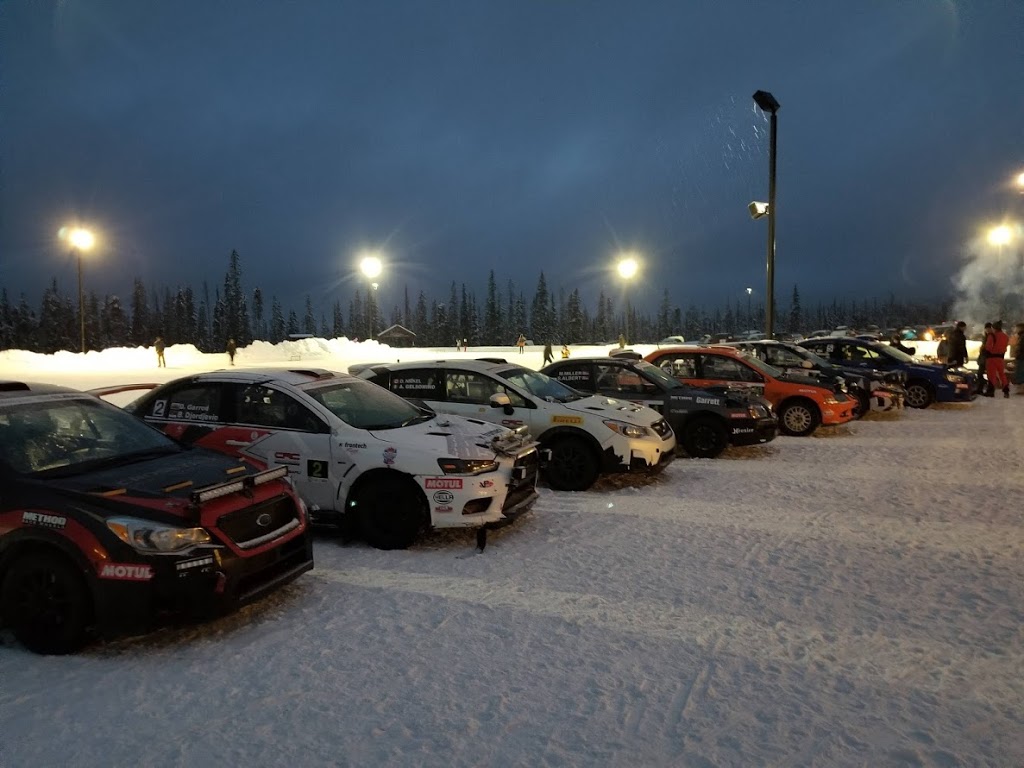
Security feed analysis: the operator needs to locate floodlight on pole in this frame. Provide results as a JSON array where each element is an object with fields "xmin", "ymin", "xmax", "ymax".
[
  {"xmin": 987, "ymin": 224, "xmax": 1012, "ymax": 247},
  {"xmin": 616, "ymin": 254, "xmax": 640, "ymax": 343},
  {"xmin": 62, "ymin": 226, "xmax": 96, "ymax": 354},
  {"xmin": 358, "ymin": 252, "xmax": 384, "ymax": 339},
  {"xmin": 746, "ymin": 287, "xmax": 753, "ymax": 323},
  {"xmin": 752, "ymin": 89, "xmax": 780, "ymax": 339}
]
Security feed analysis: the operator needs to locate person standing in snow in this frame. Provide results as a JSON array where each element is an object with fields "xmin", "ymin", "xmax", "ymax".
[
  {"xmin": 154, "ymin": 337, "xmax": 166, "ymax": 368},
  {"xmin": 561, "ymin": 344, "xmax": 570, "ymax": 359},
  {"xmin": 516, "ymin": 333, "xmax": 526, "ymax": 354},
  {"xmin": 976, "ymin": 323, "xmax": 993, "ymax": 395},
  {"xmin": 946, "ymin": 321, "xmax": 968, "ymax": 368},
  {"xmin": 542, "ymin": 342, "xmax": 554, "ymax": 365},
  {"xmin": 226, "ymin": 337, "xmax": 237, "ymax": 366},
  {"xmin": 984, "ymin": 320, "xmax": 1010, "ymax": 397}
]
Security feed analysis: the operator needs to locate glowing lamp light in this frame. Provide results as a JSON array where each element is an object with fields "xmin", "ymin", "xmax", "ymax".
[
  {"xmin": 616, "ymin": 257, "xmax": 639, "ymax": 280},
  {"xmin": 69, "ymin": 228, "xmax": 95, "ymax": 251},
  {"xmin": 987, "ymin": 225, "xmax": 1012, "ymax": 247},
  {"xmin": 359, "ymin": 254, "xmax": 383, "ymax": 279}
]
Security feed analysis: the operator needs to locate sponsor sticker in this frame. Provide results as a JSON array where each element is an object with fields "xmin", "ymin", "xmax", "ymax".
[
  {"xmin": 695, "ymin": 397, "xmax": 720, "ymax": 405},
  {"xmin": 21, "ymin": 511, "xmax": 67, "ymax": 529},
  {"xmin": 425, "ymin": 477, "xmax": 463, "ymax": 489},
  {"xmin": 99, "ymin": 563, "xmax": 154, "ymax": 581},
  {"xmin": 383, "ymin": 447, "xmax": 397, "ymax": 465},
  {"xmin": 274, "ymin": 451, "xmax": 300, "ymax": 464},
  {"xmin": 432, "ymin": 490, "xmax": 455, "ymax": 504},
  {"xmin": 434, "ymin": 505, "xmax": 454, "ymax": 513},
  {"xmin": 501, "ymin": 419, "xmax": 524, "ymax": 428},
  {"xmin": 175, "ymin": 555, "xmax": 215, "ymax": 573},
  {"xmin": 478, "ymin": 480, "xmax": 494, "ymax": 488},
  {"xmin": 551, "ymin": 415, "xmax": 583, "ymax": 425},
  {"xmin": 732, "ymin": 427, "xmax": 754, "ymax": 434},
  {"xmin": 344, "ymin": 442, "xmax": 368, "ymax": 450}
]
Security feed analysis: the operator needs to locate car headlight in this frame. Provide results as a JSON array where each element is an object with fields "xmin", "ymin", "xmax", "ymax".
[
  {"xmin": 945, "ymin": 373, "xmax": 965, "ymax": 383},
  {"xmin": 602, "ymin": 419, "xmax": 651, "ymax": 438},
  {"xmin": 107, "ymin": 517, "xmax": 212, "ymax": 553},
  {"xmin": 824, "ymin": 397, "xmax": 839, "ymax": 405},
  {"xmin": 436, "ymin": 458, "xmax": 499, "ymax": 475},
  {"xmin": 833, "ymin": 378, "xmax": 847, "ymax": 393},
  {"xmin": 748, "ymin": 404, "xmax": 769, "ymax": 418}
]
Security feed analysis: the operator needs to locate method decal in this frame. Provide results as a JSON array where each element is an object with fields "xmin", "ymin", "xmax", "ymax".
[{"xmin": 21, "ymin": 511, "xmax": 67, "ymax": 529}]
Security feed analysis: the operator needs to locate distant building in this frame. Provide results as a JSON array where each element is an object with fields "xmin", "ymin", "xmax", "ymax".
[{"xmin": 376, "ymin": 324, "xmax": 417, "ymax": 347}]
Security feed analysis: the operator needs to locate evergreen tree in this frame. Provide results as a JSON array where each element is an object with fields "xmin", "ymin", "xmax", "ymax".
[
  {"xmin": 484, "ymin": 270, "xmax": 501, "ymax": 344},
  {"xmin": 303, "ymin": 296, "xmax": 316, "ymax": 334},
  {"xmin": 270, "ymin": 297, "xmax": 286, "ymax": 342},
  {"xmin": 129, "ymin": 279, "xmax": 150, "ymax": 345},
  {"xmin": 789, "ymin": 284, "xmax": 802, "ymax": 333},
  {"xmin": 530, "ymin": 272, "xmax": 553, "ymax": 343},
  {"xmin": 252, "ymin": 288, "xmax": 265, "ymax": 340}
]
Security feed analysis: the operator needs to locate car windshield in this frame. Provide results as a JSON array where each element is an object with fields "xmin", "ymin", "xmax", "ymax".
[
  {"xmin": 877, "ymin": 342, "xmax": 915, "ymax": 363},
  {"xmin": 306, "ymin": 378, "xmax": 430, "ymax": 429},
  {"xmin": 635, "ymin": 361, "xmax": 685, "ymax": 389},
  {"xmin": 0, "ymin": 396, "xmax": 180, "ymax": 476},
  {"xmin": 784, "ymin": 344, "xmax": 832, "ymax": 368},
  {"xmin": 497, "ymin": 367, "xmax": 583, "ymax": 403},
  {"xmin": 733, "ymin": 352, "xmax": 783, "ymax": 379}
]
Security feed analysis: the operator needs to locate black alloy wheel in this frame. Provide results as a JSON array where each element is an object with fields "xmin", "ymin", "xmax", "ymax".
[
  {"xmin": 681, "ymin": 417, "xmax": 729, "ymax": 458},
  {"xmin": 543, "ymin": 436, "xmax": 600, "ymax": 491},
  {"xmin": 1, "ymin": 552, "xmax": 92, "ymax": 655},
  {"xmin": 355, "ymin": 478, "xmax": 428, "ymax": 550},
  {"xmin": 904, "ymin": 380, "xmax": 935, "ymax": 409}
]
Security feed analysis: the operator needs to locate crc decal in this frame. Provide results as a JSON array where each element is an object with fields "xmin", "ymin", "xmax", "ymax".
[
  {"xmin": 21, "ymin": 511, "xmax": 67, "ymax": 529},
  {"xmin": 307, "ymin": 459, "xmax": 329, "ymax": 479},
  {"xmin": 551, "ymin": 415, "xmax": 583, "ymax": 425},
  {"xmin": 432, "ymin": 490, "xmax": 455, "ymax": 504},
  {"xmin": 383, "ymin": 447, "xmax": 397, "ymax": 466},
  {"xmin": 274, "ymin": 451, "xmax": 301, "ymax": 465},
  {"xmin": 99, "ymin": 563, "xmax": 154, "ymax": 581},
  {"xmin": 501, "ymin": 419, "xmax": 524, "ymax": 428},
  {"xmin": 425, "ymin": 477, "xmax": 463, "ymax": 490}
]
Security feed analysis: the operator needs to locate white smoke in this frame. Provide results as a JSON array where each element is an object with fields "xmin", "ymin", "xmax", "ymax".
[{"xmin": 951, "ymin": 223, "xmax": 1024, "ymax": 334}]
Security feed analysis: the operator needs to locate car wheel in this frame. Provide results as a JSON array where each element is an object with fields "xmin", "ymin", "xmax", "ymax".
[
  {"xmin": 904, "ymin": 380, "xmax": 934, "ymax": 409},
  {"xmin": 1, "ymin": 551, "xmax": 92, "ymax": 655},
  {"xmin": 778, "ymin": 399, "xmax": 821, "ymax": 437},
  {"xmin": 854, "ymin": 390, "xmax": 871, "ymax": 419},
  {"xmin": 682, "ymin": 417, "xmax": 729, "ymax": 458},
  {"xmin": 354, "ymin": 477, "xmax": 427, "ymax": 550},
  {"xmin": 543, "ymin": 436, "xmax": 600, "ymax": 491}
]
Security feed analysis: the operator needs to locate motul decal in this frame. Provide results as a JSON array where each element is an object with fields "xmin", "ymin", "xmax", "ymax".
[
  {"xmin": 21, "ymin": 511, "xmax": 67, "ymax": 529},
  {"xmin": 425, "ymin": 478, "xmax": 463, "ymax": 489},
  {"xmin": 99, "ymin": 563, "xmax": 155, "ymax": 581}
]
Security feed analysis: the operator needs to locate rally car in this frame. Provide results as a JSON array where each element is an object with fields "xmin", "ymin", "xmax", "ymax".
[
  {"xmin": 119, "ymin": 369, "xmax": 540, "ymax": 550},
  {"xmin": 540, "ymin": 357, "xmax": 776, "ymax": 458},
  {"xmin": 643, "ymin": 345, "xmax": 856, "ymax": 437},
  {"xmin": 727, "ymin": 340, "xmax": 906, "ymax": 417},
  {"xmin": 798, "ymin": 337, "xmax": 976, "ymax": 408},
  {"xmin": 352, "ymin": 359, "xmax": 676, "ymax": 492},
  {"xmin": 0, "ymin": 381, "xmax": 313, "ymax": 654}
]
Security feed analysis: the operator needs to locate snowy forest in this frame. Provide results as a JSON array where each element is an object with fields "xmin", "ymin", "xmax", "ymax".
[{"xmin": 0, "ymin": 250, "xmax": 953, "ymax": 354}]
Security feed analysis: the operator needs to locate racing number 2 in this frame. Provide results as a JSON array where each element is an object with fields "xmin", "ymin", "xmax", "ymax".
[{"xmin": 307, "ymin": 459, "xmax": 329, "ymax": 479}]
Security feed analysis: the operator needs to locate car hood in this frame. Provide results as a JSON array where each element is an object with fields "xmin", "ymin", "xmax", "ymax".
[
  {"xmin": 367, "ymin": 414, "xmax": 530, "ymax": 459},
  {"xmin": 31, "ymin": 448, "xmax": 267, "ymax": 521},
  {"xmin": 776, "ymin": 371, "xmax": 836, "ymax": 391},
  {"xmin": 561, "ymin": 395, "xmax": 664, "ymax": 425}
]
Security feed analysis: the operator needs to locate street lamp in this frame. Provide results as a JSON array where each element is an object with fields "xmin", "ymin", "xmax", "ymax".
[
  {"xmin": 62, "ymin": 227, "xmax": 95, "ymax": 354},
  {"xmin": 753, "ymin": 89, "xmax": 780, "ymax": 339},
  {"xmin": 616, "ymin": 254, "xmax": 639, "ymax": 344},
  {"xmin": 986, "ymin": 224, "xmax": 1015, "ymax": 317},
  {"xmin": 358, "ymin": 253, "xmax": 383, "ymax": 339}
]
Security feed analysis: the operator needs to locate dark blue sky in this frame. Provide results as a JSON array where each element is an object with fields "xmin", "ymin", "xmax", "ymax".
[{"xmin": 2, "ymin": 1, "xmax": 1022, "ymax": 317}]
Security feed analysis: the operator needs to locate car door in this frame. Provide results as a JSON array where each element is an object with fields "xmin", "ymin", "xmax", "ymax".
[
  {"xmin": 593, "ymin": 362, "xmax": 663, "ymax": 411},
  {"xmin": 440, "ymin": 368, "xmax": 537, "ymax": 432},
  {"xmin": 547, "ymin": 362, "xmax": 597, "ymax": 395},
  {"xmin": 136, "ymin": 380, "xmax": 238, "ymax": 450}
]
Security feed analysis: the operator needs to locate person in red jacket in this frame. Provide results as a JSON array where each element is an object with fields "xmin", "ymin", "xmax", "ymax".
[{"xmin": 984, "ymin": 320, "xmax": 1010, "ymax": 397}]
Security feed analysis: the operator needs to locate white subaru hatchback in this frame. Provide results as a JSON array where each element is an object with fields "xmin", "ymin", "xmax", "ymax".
[{"xmin": 353, "ymin": 359, "xmax": 675, "ymax": 492}]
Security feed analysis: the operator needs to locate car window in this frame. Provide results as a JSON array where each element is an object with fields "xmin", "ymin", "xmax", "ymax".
[
  {"xmin": 306, "ymin": 379, "xmax": 424, "ymax": 430},
  {"xmin": 445, "ymin": 371, "xmax": 527, "ymax": 406},
  {"xmin": 764, "ymin": 346, "xmax": 806, "ymax": 367},
  {"xmin": 654, "ymin": 354, "xmax": 697, "ymax": 379},
  {"xmin": 149, "ymin": 383, "xmax": 224, "ymax": 423},
  {"xmin": 0, "ymin": 397, "xmax": 179, "ymax": 475},
  {"xmin": 387, "ymin": 369, "xmax": 444, "ymax": 400},
  {"xmin": 497, "ymin": 367, "xmax": 579, "ymax": 403},
  {"xmin": 549, "ymin": 364, "xmax": 594, "ymax": 392},
  {"xmin": 232, "ymin": 384, "xmax": 325, "ymax": 432},
  {"xmin": 702, "ymin": 355, "xmax": 762, "ymax": 382},
  {"xmin": 840, "ymin": 344, "xmax": 882, "ymax": 362},
  {"xmin": 595, "ymin": 363, "xmax": 657, "ymax": 395}
]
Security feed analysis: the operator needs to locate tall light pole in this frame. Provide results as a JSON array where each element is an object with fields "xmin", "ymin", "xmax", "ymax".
[
  {"xmin": 988, "ymin": 224, "xmax": 1014, "ymax": 317},
  {"xmin": 745, "ymin": 287, "xmax": 753, "ymax": 327},
  {"xmin": 753, "ymin": 90, "xmax": 780, "ymax": 339},
  {"xmin": 616, "ymin": 254, "xmax": 639, "ymax": 344},
  {"xmin": 64, "ymin": 227, "xmax": 95, "ymax": 354},
  {"xmin": 359, "ymin": 253, "xmax": 383, "ymax": 340}
]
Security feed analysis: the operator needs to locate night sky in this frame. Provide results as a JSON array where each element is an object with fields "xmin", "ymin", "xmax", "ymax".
[{"xmin": 2, "ymin": 1, "xmax": 1022, "ymax": 317}]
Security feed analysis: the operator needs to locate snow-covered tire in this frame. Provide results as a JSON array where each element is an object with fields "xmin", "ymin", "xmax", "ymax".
[{"xmin": 1, "ymin": 551, "xmax": 92, "ymax": 655}]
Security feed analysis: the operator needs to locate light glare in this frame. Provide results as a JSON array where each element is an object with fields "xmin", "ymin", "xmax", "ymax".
[
  {"xmin": 67, "ymin": 227, "xmax": 95, "ymax": 250},
  {"xmin": 359, "ymin": 254, "xmax": 383, "ymax": 279},
  {"xmin": 616, "ymin": 257, "xmax": 639, "ymax": 280},
  {"xmin": 987, "ymin": 225, "xmax": 1012, "ymax": 247}
]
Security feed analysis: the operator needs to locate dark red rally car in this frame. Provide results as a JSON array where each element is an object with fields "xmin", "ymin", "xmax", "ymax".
[{"xmin": 0, "ymin": 381, "xmax": 313, "ymax": 654}]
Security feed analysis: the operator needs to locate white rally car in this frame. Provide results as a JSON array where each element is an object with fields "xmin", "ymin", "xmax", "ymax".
[
  {"xmin": 352, "ymin": 359, "xmax": 676, "ymax": 492},
  {"xmin": 110, "ymin": 369, "xmax": 540, "ymax": 550}
]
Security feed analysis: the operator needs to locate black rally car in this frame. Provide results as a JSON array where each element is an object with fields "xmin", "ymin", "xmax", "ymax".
[
  {"xmin": 540, "ymin": 357, "xmax": 777, "ymax": 458},
  {"xmin": 0, "ymin": 381, "xmax": 313, "ymax": 654}
]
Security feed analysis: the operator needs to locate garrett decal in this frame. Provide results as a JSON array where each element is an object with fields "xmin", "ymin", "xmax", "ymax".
[
  {"xmin": 425, "ymin": 477, "xmax": 463, "ymax": 490},
  {"xmin": 432, "ymin": 490, "xmax": 455, "ymax": 504},
  {"xmin": 551, "ymin": 415, "xmax": 583, "ymax": 425},
  {"xmin": 99, "ymin": 563, "xmax": 154, "ymax": 581},
  {"xmin": 21, "ymin": 511, "xmax": 67, "ymax": 529},
  {"xmin": 695, "ymin": 397, "xmax": 721, "ymax": 406}
]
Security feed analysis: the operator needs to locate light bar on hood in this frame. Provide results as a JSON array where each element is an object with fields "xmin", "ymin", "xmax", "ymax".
[{"xmin": 191, "ymin": 466, "xmax": 290, "ymax": 504}]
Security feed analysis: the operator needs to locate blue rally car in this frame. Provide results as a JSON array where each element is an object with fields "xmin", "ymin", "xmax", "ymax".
[{"xmin": 798, "ymin": 337, "xmax": 976, "ymax": 409}]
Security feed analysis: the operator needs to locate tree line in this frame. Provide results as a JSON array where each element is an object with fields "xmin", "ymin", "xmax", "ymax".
[{"xmin": 0, "ymin": 250, "xmax": 953, "ymax": 354}]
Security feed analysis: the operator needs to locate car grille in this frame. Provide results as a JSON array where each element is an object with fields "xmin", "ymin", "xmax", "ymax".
[
  {"xmin": 502, "ymin": 447, "xmax": 540, "ymax": 513},
  {"xmin": 650, "ymin": 418, "xmax": 673, "ymax": 440},
  {"xmin": 217, "ymin": 494, "xmax": 302, "ymax": 551}
]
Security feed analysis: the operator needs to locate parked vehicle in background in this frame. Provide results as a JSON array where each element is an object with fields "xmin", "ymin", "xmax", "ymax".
[
  {"xmin": 727, "ymin": 340, "xmax": 905, "ymax": 417},
  {"xmin": 658, "ymin": 335, "xmax": 687, "ymax": 345},
  {"xmin": 541, "ymin": 357, "xmax": 777, "ymax": 458},
  {"xmin": 0, "ymin": 381, "xmax": 313, "ymax": 654},
  {"xmin": 643, "ymin": 345, "xmax": 856, "ymax": 437},
  {"xmin": 798, "ymin": 337, "xmax": 976, "ymax": 408},
  {"xmin": 121, "ymin": 369, "xmax": 541, "ymax": 550},
  {"xmin": 353, "ymin": 359, "xmax": 675, "ymax": 491}
]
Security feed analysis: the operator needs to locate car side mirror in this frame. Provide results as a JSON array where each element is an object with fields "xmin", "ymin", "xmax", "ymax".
[
  {"xmin": 801, "ymin": 360, "xmax": 813, "ymax": 369},
  {"xmin": 489, "ymin": 392, "xmax": 512, "ymax": 415}
]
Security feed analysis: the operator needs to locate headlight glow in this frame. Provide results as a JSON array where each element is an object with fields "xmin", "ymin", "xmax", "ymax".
[
  {"xmin": 602, "ymin": 419, "xmax": 650, "ymax": 438},
  {"xmin": 436, "ymin": 458, "xmax": 499, "ymax": 475}
]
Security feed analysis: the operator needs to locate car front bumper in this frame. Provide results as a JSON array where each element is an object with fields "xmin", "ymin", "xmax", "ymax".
[{"xmin": 728, "ymin": 416, "xmax": 778, "ymax": 447}]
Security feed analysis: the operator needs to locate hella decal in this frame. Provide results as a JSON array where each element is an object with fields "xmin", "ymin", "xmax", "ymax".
[
  {"xmin": 22, "ymin": 511, "xmax": 67, "ymax": 529},
  {"xmin": 99, "ymin": 563, "xmax": 154, "ymax": 581},
  {"xmin": 432, "ymin": 490, "xmax": 455, "ymax": 504},
  {"xmin": 551, "ymin": 415, "xmax": 583, "ymax": 425},
  {"xmin": 425, "ymin": 478, "xmax": 463, "ymax": 490}
]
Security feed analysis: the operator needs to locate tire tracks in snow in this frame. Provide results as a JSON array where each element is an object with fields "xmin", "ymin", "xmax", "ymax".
[{"xmin": 310, "ymin": 565, "xmax": 1023, "ymax": 703}]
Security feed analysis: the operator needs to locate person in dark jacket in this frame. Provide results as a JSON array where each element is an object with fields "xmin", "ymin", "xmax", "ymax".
[
  {"xmin": 226, "ymin": 337, "xmax": 237, "ymax": 366},
  {"xmin": 946, "ymin": 321, "xmax": 968, "ymax": 368},
  {"xmin": 154, "ymin": 337, "xmax": 166, "ymax": 368},
  {"xmin": 542, "ymin": 342, "xmax": 554, "ymax": 365},
  {"xmin": 977, "ymin": 323, "xmax": 993, "ymax": 395}
]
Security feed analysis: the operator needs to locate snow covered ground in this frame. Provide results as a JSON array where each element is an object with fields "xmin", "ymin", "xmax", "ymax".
[{"xmin": 1, "ymin": 339, "xmax": 1022, "ymax": 767}]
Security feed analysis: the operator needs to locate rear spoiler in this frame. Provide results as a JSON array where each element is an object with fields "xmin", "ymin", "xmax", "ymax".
[{"xmin": 88, "ymin": 383, "xmax": 161, "ymax": 399}]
